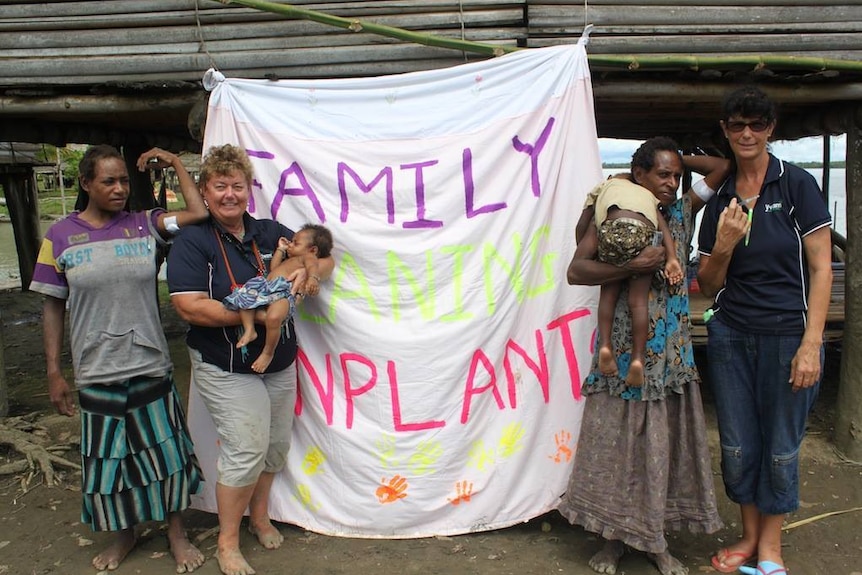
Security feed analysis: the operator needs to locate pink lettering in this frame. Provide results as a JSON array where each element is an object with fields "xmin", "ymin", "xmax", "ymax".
[
  {"xmin": 341, "ymin": 353, "xmax": 378, "ymax": 429},
  {"xmin": 503, "ymin": 330, "xmax": 550, "ymax": 408},
  {"xmin": 387, "ymin": 361, "xmax": 446, "ymax": 432},
  {"xmin": 460, "ymin": 349, "xmax": 505, "ymax": 424},
  {"xmin": 546, "ymin": 308, "xmax": 591, "ymax": 401}
]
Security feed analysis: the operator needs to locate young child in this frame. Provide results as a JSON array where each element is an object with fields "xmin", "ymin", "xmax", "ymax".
[
  {"xmin": 223, "ymin": 224, "xmax": 333, "ymax": 373},
  {"xmin": 590, "ymin": 178, "xmax": 683, "ymax": 387}
]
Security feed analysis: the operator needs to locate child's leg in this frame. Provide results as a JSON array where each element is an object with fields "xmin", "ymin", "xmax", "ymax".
[
  {"xmin": 626, "ymin": 274, "xmax": 654, "ymax": 387},
  {"xmin": 597, "ymin": 280, "xmax": 622, "ymax": 375},
  {"xmin": 251, "ymin": 298, "xmax": 293, "ymax": 374},
  {"xmin": 235, "ymin": 309, "xmax": 258, "ymax": 348}
]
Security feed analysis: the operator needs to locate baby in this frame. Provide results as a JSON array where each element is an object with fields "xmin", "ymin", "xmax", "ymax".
[
  {"xmin": 590, "ymin": 178, "xmax": 682, "ymax": 387},
  {"xmin": 223, "ymin": 224, "xmax": 333, "ymax": 373}
]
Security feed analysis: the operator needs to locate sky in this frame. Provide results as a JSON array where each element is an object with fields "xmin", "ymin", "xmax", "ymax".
[{"xmin": 599, "ymin": 134, "xmax": 847, "ymax": 165}]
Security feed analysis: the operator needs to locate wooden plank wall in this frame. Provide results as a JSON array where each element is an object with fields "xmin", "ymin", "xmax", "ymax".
[
  {"xmin": 528, "ymin": 1, "xmax": 862, "ymax": 62},
  {"xmin": 3, "ymin": 1, "xmax": 862, "ymax": 86},
  {"xmin": 0, "ymin": 0, "xmax": 526, "ymax": 84}
]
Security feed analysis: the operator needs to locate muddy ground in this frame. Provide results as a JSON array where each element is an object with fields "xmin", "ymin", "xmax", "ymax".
[{"xmin": 1, "ymin": 288, "xmax": 860, "ymax": 575}]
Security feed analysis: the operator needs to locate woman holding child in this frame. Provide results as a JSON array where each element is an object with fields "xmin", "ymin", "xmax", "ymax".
[
  {"xmin": 167, "ymin": 144, "xmax": 334, "ymax": 575},
  {"xmin": 561, "ymin": 137, "xmax": 729, "ymax": 575}
]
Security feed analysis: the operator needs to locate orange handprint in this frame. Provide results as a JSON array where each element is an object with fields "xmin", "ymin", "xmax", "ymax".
[
  {"xmin": 447, "ymin": 480, "xmax": 474, "ymax": 506},
  {"xmin": 549, "ymin": 430, "xmax": 573, "ymax": 463},
  {"xmin": 375, "ymin": 474, "xmax": 408, "ymax": 504}
]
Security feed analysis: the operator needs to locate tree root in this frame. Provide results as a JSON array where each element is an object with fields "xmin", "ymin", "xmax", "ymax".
[{"xmin": 0, "ymin": 421, "xmax": 80, "ymax": 487}]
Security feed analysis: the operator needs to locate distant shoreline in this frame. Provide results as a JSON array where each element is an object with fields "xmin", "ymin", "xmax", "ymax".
[{"xmin": 603, "ymin": 161, "xmax": 845, "ymax": 169}]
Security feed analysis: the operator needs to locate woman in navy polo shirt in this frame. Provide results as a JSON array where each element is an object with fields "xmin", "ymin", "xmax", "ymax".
[
  {"xmin": 167, "ymin": 144, "xmax": 334, "ymax": 575},
  {"xmin": 697, "ymin": 86, "xmax": 833, "ymax": 575}
]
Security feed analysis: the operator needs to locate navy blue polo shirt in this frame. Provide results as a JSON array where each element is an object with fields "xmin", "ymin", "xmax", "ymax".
[
  {"xmin": 697, "ymin": 155, "xmax": 831, "ymax": 335},
  {"xmin": 167, "ymin": 214, "xmax": 296, "ymax": 373}
]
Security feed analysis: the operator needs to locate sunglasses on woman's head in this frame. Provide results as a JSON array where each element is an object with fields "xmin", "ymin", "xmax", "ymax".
[{"xmin": 726, "ymin": 120, "xmax": 770, "ymax": 133}]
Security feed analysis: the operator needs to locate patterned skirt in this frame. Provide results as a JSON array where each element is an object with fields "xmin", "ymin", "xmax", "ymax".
[
  {"xmin": 558, "ymin": 382, "xmax": 722, "ymax": 553},
  {"xmin": 223, "ymin": 276, "xmax": 295, "ymax": 318},
  {"xmin": 78, "ymin": 374, "xmax": 203, "ymax": 532}
]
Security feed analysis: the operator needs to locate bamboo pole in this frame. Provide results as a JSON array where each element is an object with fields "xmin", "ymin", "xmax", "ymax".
[
  {"xmin": 216, "ymin": 0, "xmax": 862, "ymax": 74},
  {"xmin": 217, "ymin": 0, "xmax": 516, "ymax": 57}
]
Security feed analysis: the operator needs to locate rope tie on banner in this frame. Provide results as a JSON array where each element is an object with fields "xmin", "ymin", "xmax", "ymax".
[
  {"xmin": 584, "ymin": 0, "xmax": 589, "ymax": 31},
  {"xmin": 195, "ymin": 0, "xmax": 220, "ymax": 70},
  {"xmin": 459, "ymin": 0, "xmax": 468, "ymax": 62},
  {"xmin": 579, "ymin": 0, "xmax": 593, "ymax": 46}
]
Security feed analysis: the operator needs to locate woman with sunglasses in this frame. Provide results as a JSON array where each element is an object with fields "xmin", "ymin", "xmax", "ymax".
[{"xmin": 697, "ymin": 86, "xmax": 833, "ymax": 575}]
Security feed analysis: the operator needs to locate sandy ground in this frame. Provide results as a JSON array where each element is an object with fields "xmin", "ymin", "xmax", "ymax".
[{"xmin": 1, "ymin": 288, "xmax": 861, "ymax": 575}]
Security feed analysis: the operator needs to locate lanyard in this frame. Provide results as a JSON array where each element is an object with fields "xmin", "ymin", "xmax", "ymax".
[{"xmin": 213, "ymin": 227, "xmax": 266, "ymax": 290}]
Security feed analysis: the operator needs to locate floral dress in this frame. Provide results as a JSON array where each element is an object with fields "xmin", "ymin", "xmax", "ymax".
[{"xmin": 558, "ymin": 194, "xmax": 722, "ymax": 553}]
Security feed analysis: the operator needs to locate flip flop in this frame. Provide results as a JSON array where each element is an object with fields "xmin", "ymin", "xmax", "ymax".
[
  {"xmin": 739, "ymin": 560, "xmax": 787, "ymax": 575},
  {"xmin": 710, "ymin": 549, "xmax": 755, "ymax": 573}
]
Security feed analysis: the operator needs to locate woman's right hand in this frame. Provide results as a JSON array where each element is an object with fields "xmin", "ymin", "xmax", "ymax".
[
  {"xmin": 715, "ymin": 198, "xmax": 749, "ymax": 252},
  {"xmin": 624, "ymin": 245, "xmax": 665, "ymax": 275},
  {"xmin": 48, "ymin": 373, "xmax": 75, "ymax": 416}
]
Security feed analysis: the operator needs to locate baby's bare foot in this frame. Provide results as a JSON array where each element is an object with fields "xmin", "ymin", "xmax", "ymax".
[
  {"xmin": 598, "ymin": 346, "xmax": 619, "ymax": 375},
  {"xmin": 217, "ymin": 548, "xmax": 256, "ymax": 575},
  {"xmin": 236, "ymin": 330, "xmax": 258, "ymax": 349},
  {"xmin": 92, "ymin": 529, "xmax": 137, "ymax": 571},
  {"xmin": 251, "ymin": 351, "xmax": 274, "ymax": 374},
  {"xmin": 626, "ymin": 359, "xmax": 645, "ymax": 387}
]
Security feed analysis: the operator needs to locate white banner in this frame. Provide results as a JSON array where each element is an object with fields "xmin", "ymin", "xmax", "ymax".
[{"xmin": 189, "ymin": 44, "xmax": 602, "ymax": 537}]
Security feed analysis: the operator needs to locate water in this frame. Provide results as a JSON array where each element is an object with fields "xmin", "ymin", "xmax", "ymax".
[
  {"xmin": 0, "ymin": 168, "xmax": 849, "ymax": 288},
  {"xmin": 0, "ymin": 220, "xmax": 53, "ymax": 289},
  {"xmin": 602, "ymin": 167, "xmax": 848, "ymax": 251}
]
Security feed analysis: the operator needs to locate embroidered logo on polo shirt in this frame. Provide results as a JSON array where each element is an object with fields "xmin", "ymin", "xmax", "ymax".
[
  {"xmin": 68, "ymin": 232, "xmax": 90, "ymax": 245},
  {"xmin": 765, "ymin": 202, "xmax": 783, "ymax": 213}
]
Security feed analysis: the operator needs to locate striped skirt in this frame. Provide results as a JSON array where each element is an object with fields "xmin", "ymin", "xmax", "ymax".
[{"xmin": 78, "ymin": 374, "xmax": 203, "ymax": 532}]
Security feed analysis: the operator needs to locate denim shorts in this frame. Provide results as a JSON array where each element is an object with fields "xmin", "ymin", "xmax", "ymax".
[{"xmin": 706, "ymin": 318, "xmax": 821, "ymax": 515}]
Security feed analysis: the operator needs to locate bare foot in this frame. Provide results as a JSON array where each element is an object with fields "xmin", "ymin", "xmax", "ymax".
[
  {"xmin": 217, "ymin": 548, "xmax": 256, "ymax": 575},
  {"xmin": 168, "ymin": 520, "xmax": 205, "ymax": 573},
  {"xmin": 92, "ymin": 528, "xmax": 137, "ymax": 571},
  {"xmin": 589, "ymin": 540, "xmax": 625, "ymax": 574},
  {"xmin": 647, "ymin": 551, "xmax": 688, "ymax": 575},
  {"xmin": 598, "ymin": 346, "xmax": 618, "ymax": 375},
  {"xmin": 249, "ymin": 520, "xmax": 284, "ymax": 549},
  {"xmin": 236, "ymin": 329, "xmax": 257, "ymax": 349},
  {"xmin": 251, "ymin": 351, "xmax": 274, "ymax": 374},
  {"xmin": 625, "ymin": 358, "xmax": 644, "ymax": 387}
]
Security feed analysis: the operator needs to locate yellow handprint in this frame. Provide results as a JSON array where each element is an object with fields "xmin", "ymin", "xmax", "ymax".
[
  {"xmin": 375, "ymin": 434, "xmax": 400, "ymax": 469},
  {"xmin": 498, "ymin": 422, "xmax": 526, "ymax": 458},
  {"xmin": 376, "ymin": 475, "xmax": 408, "ymax": 504},
  {"xmin": 548, "ymin": 430, "xmax": 573, "ymax": 463},
  {"xmin": 294, "ymin": 483, "xmax": 321, "ymax": 511},
  {"xmin": 302, "ymin": 446, "xmax": 327, "ymax": 475},
  {"xmin": 467, "ymin": 440, "xmax": 495, "ymax": 472},
  {"xmin": 408, "ymin": 440, "xmax": 443, "ymax": 476},
  {"xmin": 447, "ymin": 480, "xmax": 475, "ymax": 505}
]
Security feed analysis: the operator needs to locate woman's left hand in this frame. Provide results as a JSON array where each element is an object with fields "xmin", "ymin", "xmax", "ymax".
[
  {"xmin": 789, "ymin": 340, "xmax": 822, "ymax": 392},
  {"xmin": 287, "ymin": 267, "xmax": 312, "ymax": 297},
  {"xmin": 136, "ymin": 147, "xmax": 177, "ymax": 171}
]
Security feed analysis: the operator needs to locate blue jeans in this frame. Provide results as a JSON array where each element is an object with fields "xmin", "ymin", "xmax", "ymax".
[{"xmin": 706, "ymin": 319, "xmax": 822, "ymax": 515}]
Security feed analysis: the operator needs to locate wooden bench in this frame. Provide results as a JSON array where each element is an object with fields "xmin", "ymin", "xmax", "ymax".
[{"xmin": 687, "ymin": 262, "xmax": 845, "ymax": 346}]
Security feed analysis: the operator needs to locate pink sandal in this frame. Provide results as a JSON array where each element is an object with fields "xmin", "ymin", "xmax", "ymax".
[{"xmin": 710, "ymin": 549, "xmax": 755, "ymax": 573}]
